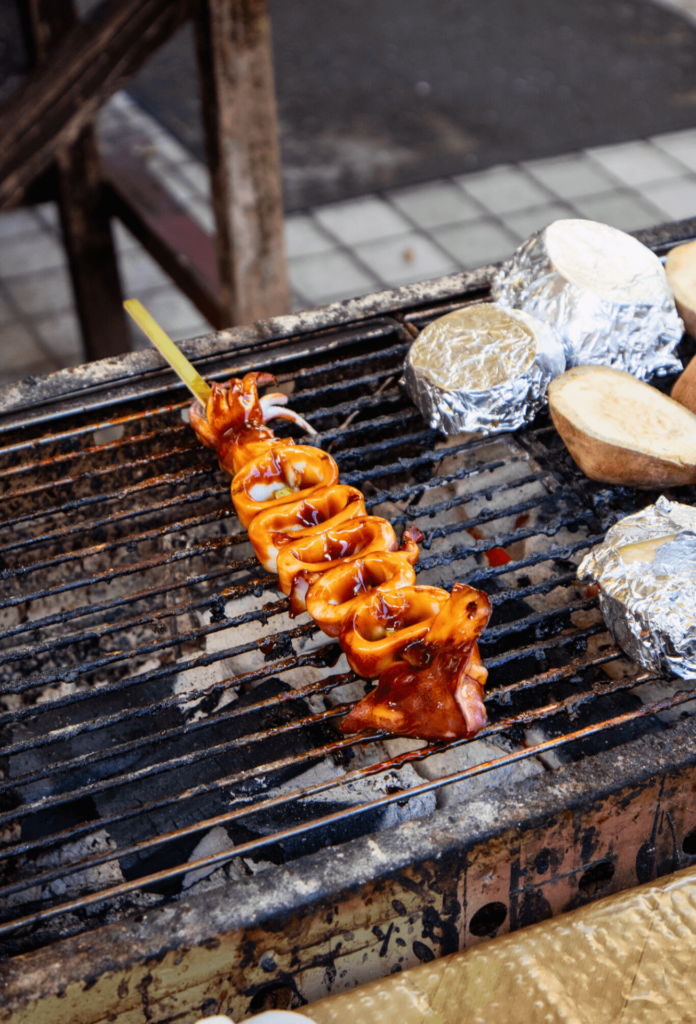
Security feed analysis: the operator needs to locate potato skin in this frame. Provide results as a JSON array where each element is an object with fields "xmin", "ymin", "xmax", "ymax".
[
  {"xmin": 549, "ymin": 404, "xmax": 696, "ymax": 489},
  {"xmin": 672, "ymin": 356, "xmax": 696, "ymax": 416}
]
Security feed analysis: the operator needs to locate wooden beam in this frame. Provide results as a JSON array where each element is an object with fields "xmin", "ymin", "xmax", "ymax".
[
  {"xmin": 102, "ymin": 142, "xmax": 224, "ymax": 329},
  {"xmin": 193, "ymin": 0, "xmax": 291, "ymax": 326},
  {"xmin": 18, "ymin": 0, "xmax": 131, "ymax": 360},
  {"xmin": 0, "ymin": 0, "xmax": 190, "ymax": 212},
  {"xmin": 57, "ymin": 125, "xmax": 132, "ymax": 360}
]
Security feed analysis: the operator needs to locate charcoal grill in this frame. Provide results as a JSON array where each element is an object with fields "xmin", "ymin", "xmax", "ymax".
[{"xmin": 3, "ymin": 219, "xmax": 696, "ymax": 1024}]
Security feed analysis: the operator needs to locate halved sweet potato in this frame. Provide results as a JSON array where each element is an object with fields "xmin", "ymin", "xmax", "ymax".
[
  {"xmin": 666, "ymin": 239, "xmax": 696, "ymax": 339},
  {"xmin": 548, "ymin": 365, "xmax": 696, "ymax": 488}
]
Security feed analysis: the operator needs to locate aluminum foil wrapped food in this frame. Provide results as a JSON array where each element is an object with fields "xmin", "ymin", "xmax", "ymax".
[
  {"xmin": 578, "ymin": 496, "xmax": 696, "ymax": 680},
  {"xmin": 492, "ymin": 219, "xmax": 683, "ymax": 381},
  {"xmin": 403, "ymin": 302, "xmax": 565, "ymax": 435}
]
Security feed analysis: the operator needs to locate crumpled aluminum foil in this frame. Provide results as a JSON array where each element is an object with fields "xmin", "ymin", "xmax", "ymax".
[
  {"xmin": 492, "ymin": 219, "xmax": 683, "ymax": 381},
  {"xmin": 578, "ymin": 496, "xmax": 696, "ymax": 680},
  {"xmin": 403, "ymin": 302, "xmax": 565, "ymax": 435}
]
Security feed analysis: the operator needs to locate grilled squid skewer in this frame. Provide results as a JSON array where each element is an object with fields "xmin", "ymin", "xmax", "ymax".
[
  {"xmin": 188, "ymin": 372, "xmax": 492, "ymax": 741},
  {"xmin": 306, "ymin": 533, "xmax": 421, "ymax": 638}
]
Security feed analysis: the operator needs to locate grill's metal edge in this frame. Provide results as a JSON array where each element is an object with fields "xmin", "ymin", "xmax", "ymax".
[
  {"xmin": 2, "ymin": 714, "xmax": 696, "ymax": 1022},
  {"xmin": 0, "ymin": 269, "xmax": 495, "ymax": 418},
  {"xmin": 1, "ymin": 213, "xmax": 694, "ymax": 423}
]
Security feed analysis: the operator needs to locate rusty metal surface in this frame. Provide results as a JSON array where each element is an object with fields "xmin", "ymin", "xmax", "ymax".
[
  {"xmin": 2, "ymin": 217, "xmax": 696, "ymax": 1022},
  {"xmin": 1, "ymin": 713, "xmax": 696, "ymax": 1023}
]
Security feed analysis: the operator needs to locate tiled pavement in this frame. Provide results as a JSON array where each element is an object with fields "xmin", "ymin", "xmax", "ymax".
[{"xmin": 3, "ymin": 88, "xmax": 696, "ymax": 388}]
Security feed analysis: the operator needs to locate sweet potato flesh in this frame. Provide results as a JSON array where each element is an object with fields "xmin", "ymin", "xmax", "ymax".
[{"xmin": 548, "ymin": 366, "xmax": 696, "ymax": 486}]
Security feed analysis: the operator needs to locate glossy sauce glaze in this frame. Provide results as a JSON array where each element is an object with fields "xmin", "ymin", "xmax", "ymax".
[{"xmin": 189, "ymin": 373, "xmax": 492, "ymax": 741}]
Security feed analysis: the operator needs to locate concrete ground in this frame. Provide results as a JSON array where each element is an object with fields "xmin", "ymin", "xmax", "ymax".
[{"xmin": 128, "ymin": 0, "xmax": 696, "ymax": 209}]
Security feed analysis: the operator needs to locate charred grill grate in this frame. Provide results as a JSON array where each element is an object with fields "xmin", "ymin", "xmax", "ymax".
[{"xmin": 0, "ymin": 259, "xmax": 695, "ymax": 958}]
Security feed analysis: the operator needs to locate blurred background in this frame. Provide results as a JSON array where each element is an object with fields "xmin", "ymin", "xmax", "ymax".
[{"xmin": 3, "ymin": 0, "xmax": 696, "ymax": 386}]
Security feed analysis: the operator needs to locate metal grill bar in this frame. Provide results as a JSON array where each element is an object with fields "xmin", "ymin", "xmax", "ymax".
[
  {"xmin": 0, "ymin": 282, "xmax": 688, "ymax": 959},
  {"xmin": 0, "ymin": 666, "xmax": 656, "ymax": 901},
  {"xmin": 0, "ymin": 646, "xmax": 624, "ymax": 875},
  {"xmin": 1, "ymin": 684, "xmax": 691, "ymax": 940},
  {"xmin": 0, "ymin": 604, "xmax": 606, "ymax": 814}
]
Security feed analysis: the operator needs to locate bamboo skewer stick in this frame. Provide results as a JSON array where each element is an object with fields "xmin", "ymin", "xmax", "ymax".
[{"xmin": 124, "ymin": 299, "xmax": 211, "ymax": 407}]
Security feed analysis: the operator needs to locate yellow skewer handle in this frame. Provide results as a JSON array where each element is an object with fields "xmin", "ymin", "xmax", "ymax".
[{"xmin": 123, "ymin": 299, "xmax": 211, "ymax": 407}]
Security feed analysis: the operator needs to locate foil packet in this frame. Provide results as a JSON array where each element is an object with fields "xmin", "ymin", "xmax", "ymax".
[
  {"xmin": 578, "ymin": 496, "xmax": 696, "ymax": 680},
  {"xmin": 403, "ymin": 302, "xmax": 565, "ymax": 435},
  {"xmin": 492, "ymin": 219, "xmax": 683, "ymax": 381}
]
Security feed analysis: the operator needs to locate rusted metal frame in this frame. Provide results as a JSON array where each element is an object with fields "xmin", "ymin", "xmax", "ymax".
[
  {"xmin": 0, "ymin": 726, "xmax": 373, "ymax": 924},
  {"xmin": 102, "ymin": 151, "xmax": 224, "ymax": 329},
  {"xmin": 0, "ymin": 0, "xmax": 191, "ymax": 212},
  {"xmin": 193, "ymin": 0, "xmax": 290, "ymax": 325},
  {"xmin": 0, "ymin": 532, "xmax": 247, "ymax": 614},
  {"xmin": 0, "ymin": 673, "xmax": 662, "ymax": 916},
  {"xmin": 18, "ymin": 0, "xmax": 131, "ymax": 361},
  {"xmin": 5, "ymin": 710, "xmax": 696, "ymax": 1021},
  {"xmin": 0, "ymin": 681, "xmax": 685, "ymax": 941}
]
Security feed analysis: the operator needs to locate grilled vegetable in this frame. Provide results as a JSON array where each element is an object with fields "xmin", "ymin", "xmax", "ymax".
[
  {"xmin": 666, "ymin": 239, "xmax": 696, "ymax": 339},
  {"xmin": 548, "ymin": 365, "xmax": 696, "ymax": 488}
]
